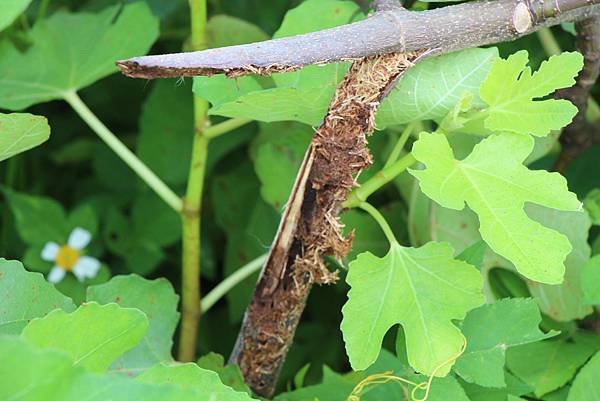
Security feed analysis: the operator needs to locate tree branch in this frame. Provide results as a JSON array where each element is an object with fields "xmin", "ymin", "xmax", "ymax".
[
  {"xmin": 117, "ymin": 0, "xmax": 600, "ymax": 79},
  {"xmin": 554, "ymin": 16, "xmax": 600, "ymax": 172}
]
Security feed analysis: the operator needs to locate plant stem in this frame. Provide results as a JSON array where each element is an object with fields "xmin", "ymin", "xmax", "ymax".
[
  {"xmin": 344, "ymin": 153, "xmax": 416, "ymax": 209},
  {"xmin": 359, "ymin": 202, "xmax": 397, "ymax": 244},
  {"xmin": 205, "ymin": 117, "xmax": 252, "ymax": 139},
  {"xmin": 537, "ymin": 27, "xmax": 562, "ymax": 56},
  {"xmin": 178, "ymin": 0, "xmax": 208, "ymax": 362},
  {"xmin": 201, "ymin": 254, "xmax": 268, "ymax": 313},
  {"xmin": 36, "ymin": 0, "xmax": 51, "ymax": 24},
  {"xmin": 63, "ymin": 91, "xmax": 182, "ymax": 212},
  {"xmin": 384, "ymin": 122, "xmax": 416, "ymax": 169}
]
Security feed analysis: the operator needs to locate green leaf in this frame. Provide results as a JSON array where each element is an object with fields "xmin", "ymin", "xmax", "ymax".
[
  {"xmin": 87, "ymin": 275, "xmax": 180, "ymax": 375},
  {"xmin": 22, "ymin": 302, "xmax": 148, "ymax": 373},
  {"xmin": 3, "ymin": 187, "xmax": 68, "ymax": 245},
  {"xmin": 0, "ymin": 259, "xmax": 75, "ymax": 334},
  {"xmin": 207, "ymin": 15, "xmax": 269, "ymax": 48},
  {"xmin": 506, "ymin": 338, "xmax": 597, "ymax": 397},
  {"xmin": 341, "ymin": 241, "xmax": 483, "ymax": 375},
  {"xmin": 198, "ymin": 0, "xmax": 359, "ymax": 125},
  {"xmin": 0, "ymin": 113, "xmax": 50, "ymax": 161},
  {"xmin": 524, "ymin": 206, "xmax": 592, "ymax": 321},
  {"xmin": 480, "ymin": 51, "xmax": 583, "ymax": 137},
  {"xmin": 274, "ymin": 366, "xmax": 354, "ymax": 401},
  {"xmin": 411, "ymin": 132, "xmax": 581, "ymax": 284},
  {"xmin": 251, "ymin": 122, "xmax": 312, "ymax": 209},
  {"xmin": 197, "ymin": 352, "xmax": 251, "ymax": 394},
  {"xmin": 0, "ymin": 3, "xmax": 159, "ymax": 110},
  {"xmin": 138, "ymin": 363, "xmax": 256, "ymax": 401},
  {"xmin": 0, "ymin": 336, "xmax": 244, "ymax": 401},
  {"xmin": 567, "ymin": 351, "xmax": 600, "ymax": 401},
  {"xmin": 377, "ymin": 47, "xmax": 498, "ymax": 127},
  {"xmin": 581, "ymin": 255, "xmax": 600, "ymax": 304},
  {"xmin": 454, "ymin": 298, "xmax": 556, "ymax": 387},
  {"xmin": 583, "ymin": 189, "xmax": 600, "ymax": 225},
  {"xmin": 0, "ymin": 0, "xmax": 32, "ymax": 31}
]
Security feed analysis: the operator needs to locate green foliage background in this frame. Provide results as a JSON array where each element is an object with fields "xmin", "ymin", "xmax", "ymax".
[{"xmin": 1, "ymin": 0, "xmax": 600, "ymax": 400}]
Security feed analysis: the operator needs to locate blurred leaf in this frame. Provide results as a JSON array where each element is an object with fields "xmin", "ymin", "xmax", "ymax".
[
  {"xmin": 341, "ymin": 210, "xmax": 388, "ymax": 259},
  {"xmin": 524, "ymin": 206, "xmax": 592, "ymax": 321},
  {"xmin": 132, "ymin": 193, "xmax": 181, "ymax": 247},
  {"xmin": 207, "ymin": 15, "xmax": 269, "ymax": 48},
  {"xmin": 197, "ymin": 352, "xmax": 251, "ymax": 394},
  {"xmin": 454, "ymin": 298, "xmax": 556, "ymax": 387},
  {"xmin": 341, "ymin": 241, "xmax": 483, "ymax": 375},
  {"xmin": 0, "ymin": 258, "xmax": 75, "ymax": 334},
  {"xmin": 506, "ymin": 338, "xmax": 597, "ymax": 397},
  {"xmin": 0, "ymin": 113, "xmax": 50, "ymax": 162},
  {"xmin": 583, "ymin": 189, "xmax": 600, "ymax": 225},
  {"xmin": 138, "ymin": 363, "xmax": 256, "ymax": 401},
  {"xmin": 377, "ymin": 48, "xmax": 498, "ymax": 127},
  {"xmin": 0, "ymin": 336, "xmax": 250, "ymax": 400},
  {"xmin": 137, "ymin": 79, "xmax": 193, "ymax": 187},
  {"xmin": 0, "ymin": 3, "xmax": 159, "ymax": 110},
  {"xmin": 212, "ymin": 161, "xmax": 278, "ymax": 320},
  {"xmin": 567, "ymin": 351, "xmax": 600, "ymax": 401},
  {"xmin": 274, "ymin": 366, "xmax": 354, "ymax": 401},
  {"xmin": 87, "ymin": 275, "xmax": 180, "ymax": 375},
  {"xmin": 22, "ymin": 302, "xmax": 148, "ymax": 373},
  {"xmin": 251, "ymin": 122, "xmax": 311, "ymax": 210},
  {"xmin": 3, "ymin": 187, "xmax": 68, "ymax": 245},
  {"xmin": 581, "ymin": 255, "xmax": 600, "ymax": 304},
  {"xmin": 0, "ymin": 0, "xmax": 32, "ymax": 31}
]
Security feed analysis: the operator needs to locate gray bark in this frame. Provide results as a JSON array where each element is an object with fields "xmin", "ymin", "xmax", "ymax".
[{"xmin": 117, "ymin": 0, "xmax": 600, "ymax": 79}]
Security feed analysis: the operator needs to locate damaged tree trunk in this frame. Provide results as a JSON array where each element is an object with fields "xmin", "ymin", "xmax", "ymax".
[{"xmin": 228, "ymin": 51, "xmax": 423, "ymax": 398}]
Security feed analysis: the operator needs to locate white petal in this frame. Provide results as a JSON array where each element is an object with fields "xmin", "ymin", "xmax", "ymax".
[
  {"xmin": 41, "ymin": 242, "xmax": 60, "ymax": 261},
  {"xmin": 72, "ymin": 256, "xmax": 101, "ymax": 282},
  {"xmin": 47, "ymin": 266, "xmax": 66, "ymax": 283},
  {"xmin": 68, "ymin": 227, "xmax": 92, "ymax": 250}
]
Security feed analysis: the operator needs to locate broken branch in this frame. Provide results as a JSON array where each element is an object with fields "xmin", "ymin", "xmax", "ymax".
[{"xmin": 117, "ymin": 0, "xmax": 599, "ymax": 79}]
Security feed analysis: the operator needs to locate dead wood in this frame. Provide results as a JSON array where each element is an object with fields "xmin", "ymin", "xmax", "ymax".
[{"xmin": 228, "ymin": 51, "xmax": 424, "ymax": 398}]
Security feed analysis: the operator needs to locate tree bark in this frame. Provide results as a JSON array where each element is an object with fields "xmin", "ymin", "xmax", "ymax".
[
  {"xmin": 117, "ymin": 0, "xmax": 599, "ymax": 79},
  {"xmin": 554, "ymin": 16, "xmax": 600, "ymax": 172}
]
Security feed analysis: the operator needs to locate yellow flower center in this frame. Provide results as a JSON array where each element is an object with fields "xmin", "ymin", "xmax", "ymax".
[{"xmin": 55, "ymin": 246, "xmax": 80, "ymax": 271}]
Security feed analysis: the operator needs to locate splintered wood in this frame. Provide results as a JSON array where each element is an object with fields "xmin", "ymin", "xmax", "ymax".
[{"xmin": 229, "ymin": 51, "xmax": 422, "ymax": 398}]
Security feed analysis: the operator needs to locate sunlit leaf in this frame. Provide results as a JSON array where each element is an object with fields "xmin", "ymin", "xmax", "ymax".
[
  {"xmin": 341, "ymin": 241, "xmax": 483, "ymax": 375},
  {"xmin": 411, "ymin": 132, "xmax": 580, "ymax": 284},
  {"xmin": 0, "ymin": 113, "xmax": 50, "ymax": 162},
  {"xmin": 480, "ymin": 51, "xmax": 583, "ymax": 136},
  {"xmin": 0, "ymin": 0, "xmax": 33, "ymax": 31},
  {"xmin": 22, "ymin": 302, "xmax": 148, "ymax": 373}
]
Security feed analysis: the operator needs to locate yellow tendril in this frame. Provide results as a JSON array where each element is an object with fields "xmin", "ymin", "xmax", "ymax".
[{"xmin": 347, "ymin": 334, "xmax": 467, "ymax": 401}]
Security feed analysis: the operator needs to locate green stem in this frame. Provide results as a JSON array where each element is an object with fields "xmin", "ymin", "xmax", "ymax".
[
  {"xmin": 344, "ymin": 153, "xmax": 417, "ymax": 209},
  {"xmin": 36, "ymin": 0, "xmax": 51, "ymax": 23},
  {"xmin": 205, "ymin": 118, "xmax": 252, "ymax": 139},
  {"xmin": 63, "ymin": 91, "xmax": 182, "ymax": 212},
  {"xmin": 536, "ymin": 27, "xmax": 562, "ymax": 56},
  {"xmin": 201, "ymin": 254, "xmax": 268, "ymax": 313},
  {"xmin": 359, "ymin": 202, "xmax": 397, "ymax": 245},
  {"xmin": 178, "ymin": 0, "xmax": 208, "ymax": 362},
  {"xmin": 384, "ymin": 122, "xmax": 416, "ymax": 169}
]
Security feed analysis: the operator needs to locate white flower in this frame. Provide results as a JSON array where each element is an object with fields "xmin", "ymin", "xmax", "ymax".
[{"xmin": 41, "ymin": 227, "xmax": 101, "ymax": 284}]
